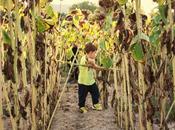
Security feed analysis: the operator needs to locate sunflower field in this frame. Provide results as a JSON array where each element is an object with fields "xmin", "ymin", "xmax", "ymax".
[{"xmin": 1, "ymin": 0, "xmax": 175, "ymax": 130}]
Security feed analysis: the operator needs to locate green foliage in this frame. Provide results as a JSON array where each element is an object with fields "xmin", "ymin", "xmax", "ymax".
[
  {"xmin": 73, "ymin": 15, "xmax": 81, "ymax": 28},
  {"xmin": 35, "ymin": 9, "xmax": 58, "ymax": 33},
  {"xmin": 130, "ymin": 33, "xmax": 149, "ymax": 61},
  {"xmin": 131, "ymin": 33, "xmax": 149, "ymax": 45},
  {"xmin": 36, "ymin": 16, "xmax": 49, "ymax": 33},
  {"xmin": 130, "ymin": 42, "xmax": 144, "ymax": 62},
  {"xmin": 66, "ymin": 47, "xmax": 74, "ymax": 60},
  {"xmin": 69, "ymin": 1, "xmax": 97, "ymax": 12},
  {"xmin": 101, "ymin": 55, "xmax": 113, "ymax": 68},
  {"xmin": 44, "ymin": 5, "xmax": 59, "ymax": 25},
  {"xmin": 45, "ymin": 5, "xmax": 55, "ymax": 18},
  {"xmin": 140, "ymin": 33, "xmax": 150, "ymax": 42},
  {"xmin": 158, "ymin": 5, "xmax": 167, "ymax": 24},
  {"xmin": 118, "ymin": 0, "xmax": 128, "ymax": 5},
  {"xmin": 104, "ymin": 13, "xmax": 113, "ymax": 31},
  {"xmin": 152, "ymin": 14, "xmax": 162, "ymax": 26},
  {"xmin": 99, "ymin": 38, "xmax": 106, "ymax": 50},
  {"xmin": 150, "ymin": 27, "xmax": 161, "ymax": 47},
  {"xmin": 2, "ymin": 30, "xmax": 11, "ymax": 45}
]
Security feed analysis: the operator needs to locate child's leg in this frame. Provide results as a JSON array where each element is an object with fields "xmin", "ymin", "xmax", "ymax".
[
  {"xmin": 78, "ymin": 84, "xmax": 88, "ymax": 108},
  {"xmin": 89, "ymin": 83, "xmax": 100, "ymax": 105}
]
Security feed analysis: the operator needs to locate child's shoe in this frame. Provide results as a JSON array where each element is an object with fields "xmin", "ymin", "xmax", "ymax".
[
  {"xmin": 92, "ymin": 103, "xmax": 102, "ymax": 111},
  {"xmin": 79, "ymin": 107, "xmax": 88, "ymax": 113}
]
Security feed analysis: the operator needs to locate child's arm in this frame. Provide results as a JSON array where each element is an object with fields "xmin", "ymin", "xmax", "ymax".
[{"xmin": 87, "ymin": 58, "xmax": 111, "ymax": 71}]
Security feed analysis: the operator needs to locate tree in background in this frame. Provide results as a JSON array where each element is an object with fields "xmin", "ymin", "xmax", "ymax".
[{"xmin": 69, "ymin": 1, "xmax": 98, "ymax": 12}]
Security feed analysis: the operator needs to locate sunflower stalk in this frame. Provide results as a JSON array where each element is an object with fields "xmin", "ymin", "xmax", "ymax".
[
  {"xmin": 4, "ymin": 84, "xmax": 17, "ymax": 130},
  {"xmin": 120, "ymin": 64, "xmax": 123, "ymax": 128},
  {"xmin": 26, "ymin": 3, "xmax": 37, "ymax": 129},
  {"xmin": 113, "ymin": 52, "xmax": 120, "ymax": 125},
  {"xmin": 122, "ymin": 54, "xmax": 129, "ymax": 129},
  {"xmin": 0, "ymin": 21, "xmax": 4, "ymax": 130},
  {"xmin": 13, "ymin": 0, "xmax": 21, "ymax": 125},
  {"xmin": 159, "ymin": 46, "xmax": 167, "ymax": 129},
  {"xmin": 168, "ymin": 0, "xmax": 175, "ymax": 100},
  {"xmin": 6, "ymin": 0, "xmax": 19, "ymax": 127},
  {"xmin": 124, "ymin": 53, "xmax": 134, "ymax": 129},
  {"xmin": 135, "ymin": 0, "xmax": 145, "ymax": 129}
]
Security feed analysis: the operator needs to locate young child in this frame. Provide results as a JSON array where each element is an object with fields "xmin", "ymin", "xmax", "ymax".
[{"xmin": 78, "ymin": 43, "xmax": 102, "ymax": 113}]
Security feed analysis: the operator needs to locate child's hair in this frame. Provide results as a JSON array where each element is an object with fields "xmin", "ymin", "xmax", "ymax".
[{"xmin": 84, "ymin": 43, "xmax": 97, "ymax": 54}]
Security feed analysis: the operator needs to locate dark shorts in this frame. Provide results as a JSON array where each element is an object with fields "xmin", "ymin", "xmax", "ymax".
[{"xmin": 78, "ymin": 83, "xmax": 100, "ymax": 108}]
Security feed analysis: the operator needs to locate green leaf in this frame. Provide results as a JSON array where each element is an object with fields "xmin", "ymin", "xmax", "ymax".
[
  {"xmin": 149, "ymin": 29, "xmax": 161, "ymax": 47},
  {"xmin": 153, "ymin": 14, "xmax": 162, "ymax": 25},
  {"xmin": 36, "ymin": 16, "xmax": 45, "ymax": 32},
  {"xmin": 44, "ymin": 5, "xmax": 58, "ymax": 26},
  {"xmin": 2, "ymin": 30, "xmax": 11, "ymax": 45},
  {"xmin": 73, "ymin": 15, "xmax": 80, "ymax": 28},
  {"xmin": 66, "ymin": 47, "xmax": 74, "ymax": 60},
  {"xmin": 131, "ymin": 33, "xmax": 149, "ymax": 45},
  {"xmin": 131, "ymin": 35, "xmax": 139, "ymax": 45},
  {"xmin": 45, "ymin": 5, "xmax": 55, "ymax": 18},
  {"xmin": 150, "ymin": 34, "xmax": 160, "ymax": 47},
  {"xmin": 104, "ymin": 13, "xmax": 113, "ymax": 31},
  {"xmin": 36, "ymin": 16, "xmax": 49, "ymax": 33},
  {"xmin": 129, "ymin": 32, "xmax": 148, "ymax": 62},
  {"xmin": 101, "ymin": 55, "xmax": 113, "ymax": 68},
  {"xmin": 118, "ymin": 0, "xmax": 128, "ymax": 5},
  {"xmin": 99, "ymin": 39, "xmax": 106, "ymax": 49},
  {"xmin": 130, "ymin": 42, "xmax": 144, "ymax": 62},
  {"xmin": 158, "ymin": 5, "xmax": 167, "ymax": 24},
  {"xmin": 140, "ymin": 33, "xmax": 150, "ymax": 42}
]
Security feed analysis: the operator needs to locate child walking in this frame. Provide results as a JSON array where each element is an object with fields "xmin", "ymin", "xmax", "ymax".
[{"xmin": 78, "ymin": 43, "xmax": 102, "ymax": 113}]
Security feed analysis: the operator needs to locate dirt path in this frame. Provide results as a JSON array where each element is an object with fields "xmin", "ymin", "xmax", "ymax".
[{"xmin": 50, "ymin": 84, "xmax": 118, "ymax": 130}]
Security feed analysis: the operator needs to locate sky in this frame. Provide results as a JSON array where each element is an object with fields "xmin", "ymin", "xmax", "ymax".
[{"xmin": 51, "ymin": 0, "xmax": 158, "ymax": 14}]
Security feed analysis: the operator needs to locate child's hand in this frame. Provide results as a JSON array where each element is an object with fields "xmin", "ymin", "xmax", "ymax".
[{"xmin": 87, "ymin": 58, "xmax": 96, "ymax": 66}]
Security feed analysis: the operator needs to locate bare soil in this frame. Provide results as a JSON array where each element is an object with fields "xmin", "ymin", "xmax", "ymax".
[{"xmin": 50, "ymin": 84, "xmax": 118, "ymax": 130}]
